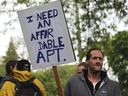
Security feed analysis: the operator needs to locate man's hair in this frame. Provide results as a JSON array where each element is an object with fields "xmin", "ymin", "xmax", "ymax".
[
  {"xmin": 86, "ymin": 48, "xmax": 104, "ymax": 61},
  {"xmin": 16, "ymin": 59, "xmax": 31, "ymax": 71},
  {"xmin": 6, "ymin": 60, "xmax": 18, "ymax": 75}
]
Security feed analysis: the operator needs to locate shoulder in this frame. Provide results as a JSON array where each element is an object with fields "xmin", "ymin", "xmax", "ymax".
[
  {"xmin": 33, "ymin": 78, "xmax": 46, "ymax": 89},
  {"xmin": 33, "ymin": 78, "xmax": 44, "ymax": 85},
  {"xmin": 1, "ymin": 80, "xmax": 15, "ymax": 91},
  {"xmin": 33, "ymin": 78, "xmax": 48, "ymax": 96},
  {"xmin": 67, "ymin": 73, "xmax": 84, "ymax": 84},
  {"xmin": 106, "ymin": 78, "xmax": 120, "ymax": 88},
  {"xmin": 107, "ymin": 79, "xmax": 118, "ymax": 84}
]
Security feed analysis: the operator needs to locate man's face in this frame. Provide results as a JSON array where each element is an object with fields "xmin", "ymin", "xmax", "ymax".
[{"xmin": 87, "ymin": 50, "xmax": 103, "ymax": 73}]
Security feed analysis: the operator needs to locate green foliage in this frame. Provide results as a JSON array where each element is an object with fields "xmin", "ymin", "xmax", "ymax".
[
  {"xmin": 108, "ymin": 31, "xmax": 128, "ymax": 95},
  {"xmin": 1, "ymin": 0, "xmax": 128, "ymax": 95},
  {"xmin": 32, "ymin": 65, "xmax": 76, "ymax": 96},
  {"xmin": 62, "ymin": 0, "xmax": 128, "ymax": 62},
  {"xmin": 2, "ymin": 38, "xmax": 19, "ymax": 65},
  {"xmin": 0, "ymin": 64, "xmax": 6, "ymax": 76},
  {"xmin": 17, "ymin": 0, "xmax": 29, "ymax": 4}
]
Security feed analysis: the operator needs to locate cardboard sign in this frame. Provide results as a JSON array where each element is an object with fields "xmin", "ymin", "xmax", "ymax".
[{"xmin": 17, "ymin": 0, "xmax": 76, "ymax": 70}]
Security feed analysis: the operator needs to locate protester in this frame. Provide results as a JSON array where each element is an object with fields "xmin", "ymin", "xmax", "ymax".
[
  {"xmin": 76, "ymin": 62, "xmax": 86, "ymax": 74},
  {"xmin": 0, "ymin": 59, "xmax": 48, "ymax": 96},
  {"xmin": 5, "ymin": 60, "xmax": 18, "ymax": 76},
  {"xmin": 0, "ymin": 60, "xmax": 18, "ymax": 87},
  {"xmin": 64, "ymin": 48, "xmax": 122, "ymax": 96}
]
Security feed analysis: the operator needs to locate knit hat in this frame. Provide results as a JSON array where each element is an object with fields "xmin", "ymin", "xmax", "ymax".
[
  {"xmin": 17, "ymin": 59, "xmax": 31, "ymax": 71},
  {"xmin": 6, "ymin": 60, "xmax": 18, "ymax": 75}
]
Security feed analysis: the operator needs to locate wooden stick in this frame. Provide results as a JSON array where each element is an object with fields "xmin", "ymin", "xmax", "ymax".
[{"xmin": 52, "ymin": 66, "xmax": 64, "ymax": 96}]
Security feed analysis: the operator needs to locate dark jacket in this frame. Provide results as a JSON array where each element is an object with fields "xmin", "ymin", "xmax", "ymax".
[
  {"xmin": 0, "ymin": 76, "xmax": 3, "ymax": 82},
  {"xmin": 64, "ymin": 71, "xmax": 122, "ymax": 96}
]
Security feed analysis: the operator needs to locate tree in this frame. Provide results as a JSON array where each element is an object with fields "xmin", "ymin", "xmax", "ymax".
[
  {"xmin": 1, "ymin": 0, "xmax": 128, "ymax": 94},
  {"xmin": 61, "ymin": 0, "xmax": 85, "ymax": 62},
  {"xmin": 2, "ymin": 37, "xmax": 19, "ymax": 64},
  {"xmin": 61, "ymin": 0, "xmax": 128, "ymax": 62},
  {"xmin": 1, "ymin": 0, "xmax": 128, "ymax": 62},
  {"xmin": 108, "ymin": 31, "xmax": 128, "ymax": 96}
]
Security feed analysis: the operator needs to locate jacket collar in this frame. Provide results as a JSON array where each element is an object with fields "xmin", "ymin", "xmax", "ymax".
[{"xmin": 77, "ymin": 70, "xmax": 109, "ymax": 82}]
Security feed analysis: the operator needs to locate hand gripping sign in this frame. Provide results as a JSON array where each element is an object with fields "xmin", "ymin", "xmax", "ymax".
[{"xmin": 17, "ymin": 0, "xmax": 76, "ymax": 70}]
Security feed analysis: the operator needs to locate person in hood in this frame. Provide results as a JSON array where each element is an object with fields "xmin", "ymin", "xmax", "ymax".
[
  {"xmin": 64, "ymin": 48, "xmax": 122, "ymax": 96},
  {"xmin": 0, "ymin": 60, "xmax": 17, "ymax": 82},
  {"xmin": 0, "ymin": 59, "xmax": 48, "ymax": 96},
  {"xmin": 0, "ymin": 60, "xmax": 18, "ymax": 86},
  {"xmin": 5, "ymin": 60, "xmax": 18, "ymax": 76}
]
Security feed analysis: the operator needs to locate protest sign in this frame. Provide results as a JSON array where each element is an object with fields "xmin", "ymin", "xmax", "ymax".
[{"xmin": 17, "ymin": 0, "xmax": 76, "ymax": 70}]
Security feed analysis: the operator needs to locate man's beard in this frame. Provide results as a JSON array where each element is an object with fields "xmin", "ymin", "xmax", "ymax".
[{"xmin": 89, "ymin": 66, "xmax": 102, "ymax": 74}]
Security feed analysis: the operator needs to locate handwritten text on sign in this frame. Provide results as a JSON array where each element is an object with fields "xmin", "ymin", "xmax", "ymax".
[
  {"xmin": 18, "ymin": 0, "xmax": 76, "ymax": 69},
  {"xmin": 26, "ymin": 9, "xmax": 65, "ymax": 63}
]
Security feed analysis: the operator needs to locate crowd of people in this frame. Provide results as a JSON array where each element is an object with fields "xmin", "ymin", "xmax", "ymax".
[
  {"xmin": 0, "ymin": 48, "xmax": 123, "ymax": 96},
  {"xmin": 0, "ymin": 59, "xmax": 47, "ymax": 96}
]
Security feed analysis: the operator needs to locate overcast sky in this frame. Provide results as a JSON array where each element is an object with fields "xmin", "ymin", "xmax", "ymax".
[
  {"xmin": 0, "ymin": 0, "xmax": 25, "ymax": 58},
  {"xmin": 0, "ymin": 0, "xmax": 56, "ymax": 58}
]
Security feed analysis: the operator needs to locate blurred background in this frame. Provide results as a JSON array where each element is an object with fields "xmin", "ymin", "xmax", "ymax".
[{"xmin": 0, "ymin": 0, "xmax": 128, "ymax": 95}]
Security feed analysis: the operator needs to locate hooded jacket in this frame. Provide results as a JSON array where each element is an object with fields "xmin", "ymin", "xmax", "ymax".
[
  {"xmin": 0, "ymin": 76, "xmax": 3, "ymax": 83},
  {"xmin": 64, "ymin": 70, "xmax": 122, "ymax": 96},
  {"xmin": 0, "ymin": 70, "xmax": 47, "ymax": 96}
]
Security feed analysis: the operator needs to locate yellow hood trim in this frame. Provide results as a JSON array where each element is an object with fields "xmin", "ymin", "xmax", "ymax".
[{"xmin": 13, "ymin": 70, "xmax": 33, "ymax": 81}]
